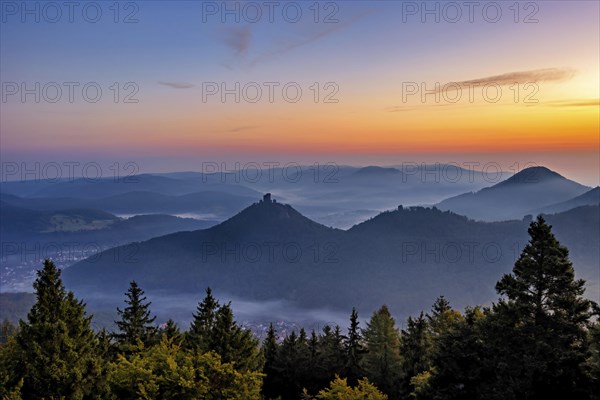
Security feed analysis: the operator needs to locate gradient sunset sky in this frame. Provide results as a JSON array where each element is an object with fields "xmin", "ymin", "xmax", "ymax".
[{"xmin": 1, "ymin": 1, "xmax": 598, "ymax": 184}]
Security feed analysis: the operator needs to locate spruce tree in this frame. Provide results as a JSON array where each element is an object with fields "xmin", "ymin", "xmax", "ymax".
[
  {"xmin": 344, "ymin": 307, "xmax": 365, "ymax": 385},
  {"xmin": 361, "ymin": 305, "xmax": 402, "ymax": 398},
  {"xmin": 276, "ymin": 330, "xmax": 303, "ymax": 399},
  {"xmin": 399, "ymin": 312, "xmax": 433, "ymax": 397},
  {"xmin": 187, "ymin": 290, "xmax": 260, "ymax": 371},
  {"xmin": 427, "ymin": 296, "xmax": 459, "ymax": 338},
  {"xmin": 186, "ymin": 287, "xmax": 220, "ymax": 351},
  {"xmin": 491, "ymin": 216, "xmax": 597, "ymax": 399},
  {"xmin": 211, "ymin": 303, "xmax": 261, "ymax": 370},
  {"xmin": 424, "ymin": 307, "xmax": 485, "ymax": 400},
  {"xmin": 113, "ymin": 280, "xmax": 157, "ymax": 350},
  {"xmin": 261, "ymin": 323, "xmax": 280, "ymax": 399},
  {"xmin": 317, "ymin": 325, "xmax": 346, "ymax": 388},
  {"xmin": 3, "ymin": 260, "xmax": 104, "ymax": 399}
]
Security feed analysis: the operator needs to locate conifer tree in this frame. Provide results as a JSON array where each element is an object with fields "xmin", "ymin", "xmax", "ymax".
[
  {"xmin": 276, "ymin": 330, "xmax": 303, "ymax": 399},
  {"xmin": 491, "ymin": 216, "xmax": 597, "ymax": 399},
  {"xmin": 261, "ymin": 323, "xmax": 280, "ymax": 399},
  {"xmin": 186, "ymin": 287, "xmax": 219, "ymax": 351},
  {"xmin": 423, "ymin": 307, "xmax": 483, "ymax": 400},
  {"xmin": 427, "ymin": 296, "xmax": 460, "ymax": 338},
  {"xmin": 186, "ymin": 290, "xmax": 260, "ymax": 371},
  {"xmin": 361, "ymin": 305, "xmax": 401, "ymax": 398},
  {"xmin": 399, "ymin": 312, "xmax": 433, "ymax": 397},
  {"xmin": 113, "ymin": 280, "xmax": 157, "ymax": 350},
  {"xmin": 211, "ymin": 303, "xmax": 261, "ymax": 370},
  {"xmin": 317, "ymin": 325, "xmax": 346, "ymax": 387},
  {"xmin": 2, "ymin": 260, "xmax": 104, "ymax": 399},
  {"xmin": 309, "ymin": 375, "xmax": 388, "ymax": 400},
  {"xmin": 344, "ymin": 307, "xmax": 365, "ymax": 385}
]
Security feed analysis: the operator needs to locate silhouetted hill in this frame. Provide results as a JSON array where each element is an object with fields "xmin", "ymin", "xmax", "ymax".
[
  {"xmin": 212, "ymin": 195, "xmax": 341, "ymax": 238},
  {"xmin": 1, "ymin": 166, "xmax": 500, "ymax": 227},
  {"xmin": 62, "ymin": 196, "xmax": 599, "ymax": 320},
  {"xmin": 534, "ymin": 187, "xmax": 600, "ymax": 214},
  {"xmin": 436, "ymin": 167, "xmax": 589, "ymax": 221},
  {"xmin": 0, "ymin": 202, "xmax": 118, "ymax": 235},
  {"xmin": 0, "ymin": 202, "xmax": 217, "ymax": 251}
]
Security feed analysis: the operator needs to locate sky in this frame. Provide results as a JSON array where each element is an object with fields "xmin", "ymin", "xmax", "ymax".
[{"xmin": 1, "ymin": 0, "xmax": 599, "ymax": 185}]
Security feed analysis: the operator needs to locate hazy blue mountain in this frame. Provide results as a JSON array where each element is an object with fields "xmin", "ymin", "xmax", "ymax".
[
  {"xmin": 0, "ymin": 202, "xmax": 119, "ymax": 235},
  {"xmin": 62, "ymin": 195, "xmax": 599, "ymax": 322},
  {"xmin": 1, "ymin": 174, "xmax": 261, "ymax": 199},
  {"xmin": 436, "ymin": 167, "xmax": 590, "ymax": 221},
  {"xmin": 0, "ymin": 200, "xmax": 221, "ymax": 292},
  {"xmin": 1, "ymin": 165, "xmax": 502, "ymax": 228},
  {"xmin": 0, "ymin": 191, "xmax": 255, "ymax": 219},
  {"xmin": 533, "ymin": 186, "xmax": 600, "ymax": 215},
  {"xmin": 0, "ymin": 202, "xmax": 217, "ymax": 257}
]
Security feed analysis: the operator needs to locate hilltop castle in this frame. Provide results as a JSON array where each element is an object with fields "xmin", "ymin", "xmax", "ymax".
[{"xmin": 260, "ymin": 193, "xmax": 276, "ymax": 204}]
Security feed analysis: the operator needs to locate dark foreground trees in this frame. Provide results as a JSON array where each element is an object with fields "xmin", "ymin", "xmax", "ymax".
[
  {"xmin": 490, "ymin": 216, "xmax": 597, "ymax": 399},
  {"xmin": 0, "ymin": 216, "xmax": 598, "ymax": 399},
  {"xmin": 423, "ymin": 216, "xmax": 599, "ymax": 400},
  {"xmin": 0, "ymin": 260, "xmax": 106, "ymax": 399}
]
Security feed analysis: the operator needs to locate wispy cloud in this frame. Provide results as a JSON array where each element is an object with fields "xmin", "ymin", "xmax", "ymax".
[
  {"xmin": 220, "ymin": 26, "xmax": 253, "ymax": 54},
  {"xmin": 216, "ymin": 9, "xmax": 373, "ymax": 69},
  {"xmin": 247, "ymin": 12, "xmax": 372, "ymax": 67},
  {"xmin": 386, "ymin": 68, "xmax": 578, "ymax": 111},
  {"xmin": 249, "ymin": 25, "xmax": 346, "ymax": 66},
  {"xmin": 224, "ymin": 125, "xmax": 259, "ymax": 133},
  {"xmin": 158, "ymin": 81, "xmax": 195, "ymax": 89},
  {"xmin": 438, "ymin": 68, "xmax": 575, "ymax": 92},
  {"xmin": 536, "ymin": 99, "xmax": 599, "ymax": 108}
]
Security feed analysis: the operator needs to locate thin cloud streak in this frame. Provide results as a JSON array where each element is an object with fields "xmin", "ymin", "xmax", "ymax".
[
  {"xmin": 248, "ymin": 12, "xmax": 372, "ymax": 67},
  {"xmin": 224, "ymin": 125, "xmax": 260, "ymax": 133},
  {"xmin": 438, "ymin": 68, "xmax": 576, "ymax": 92},
  {"xmin": 158, "ymin": 81, "xmax": 196, "ymax": 89},
  {"xmin": 538, "ymin": 99, "xmax": 600, "ymax": 108}
]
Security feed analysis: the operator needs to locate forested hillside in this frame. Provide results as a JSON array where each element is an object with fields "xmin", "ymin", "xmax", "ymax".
[{"xmin": 1, "ymin": 217, "xmax": 598, "ymax": 399}]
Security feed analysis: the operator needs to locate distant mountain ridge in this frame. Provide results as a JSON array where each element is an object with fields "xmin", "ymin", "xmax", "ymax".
[
  {"xmin": 62, "ymin": 194, "xmax": 600, "ymax": 320},
  {"xmin": 533, "ymin": 187, "xmax": 600, "ymax": 215},
  {"xmin": 0, "ymin": 191, "xmax": 255, "ymax": 219},
  {"xmin": 0, "ymin": 202, "xmax": 217, "ymax": 255},
  {"xmin": 1, "ymin": 164, "xmax": 510, "ymax": 226},
  {"xmin": 436, "ymin": 167, "xmax": 590, "ymax": 221}
]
